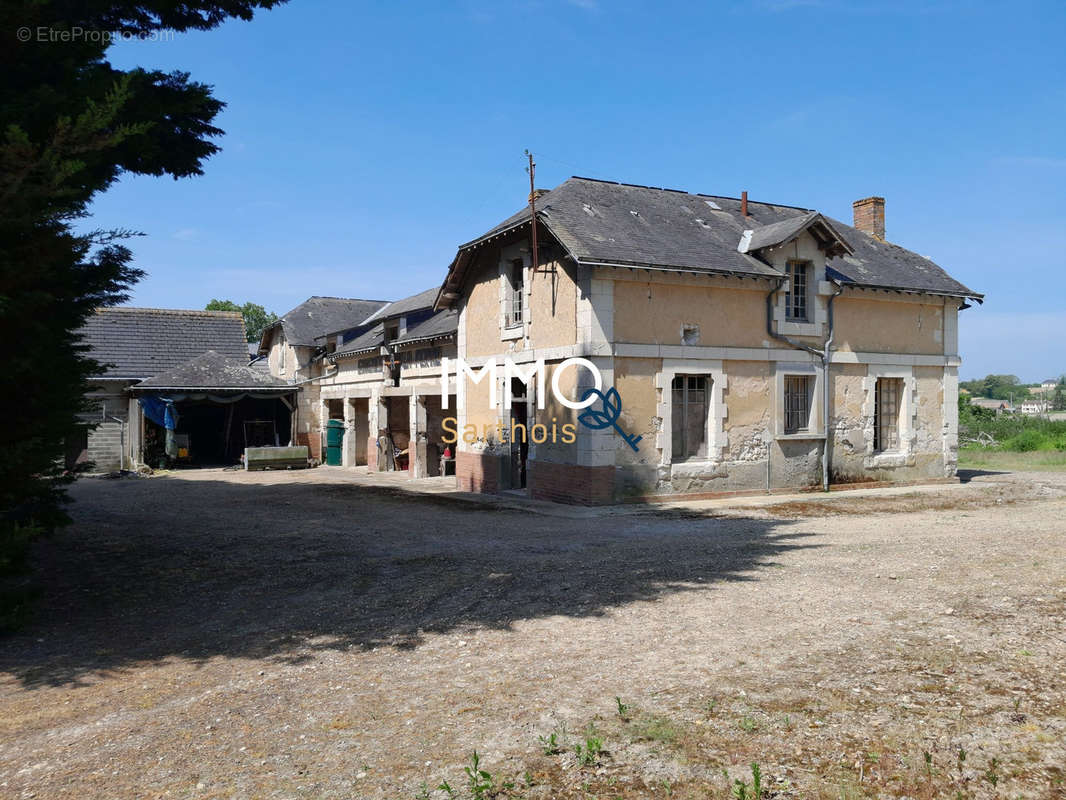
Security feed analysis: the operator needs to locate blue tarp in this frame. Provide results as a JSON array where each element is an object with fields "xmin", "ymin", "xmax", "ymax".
[{"xmin": 138, "ymin": 396, "xmax": 178, "ymax": 431}]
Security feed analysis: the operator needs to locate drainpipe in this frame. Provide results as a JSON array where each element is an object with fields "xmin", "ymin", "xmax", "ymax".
[
  {"xmin": 765, "ymin": 277, "xmax": 843, "ymax": 493},
  {"xmin": 821, "ymin": 283, "xmax": 844, "ymax": 491},
  {"xmin": 290, "ymin": 366, "xmax": 338, "ymax": 386}
]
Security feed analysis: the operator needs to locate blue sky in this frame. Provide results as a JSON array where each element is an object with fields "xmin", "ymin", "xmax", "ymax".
[{"xmin": 87, "ymin": 0, "xmax": 1065, "ymax": 381}]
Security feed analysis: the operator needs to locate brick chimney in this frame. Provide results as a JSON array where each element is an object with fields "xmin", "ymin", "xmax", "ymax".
[{"xmin": 852, "ymin": 196, "xmax": 885, "ymax": 240}]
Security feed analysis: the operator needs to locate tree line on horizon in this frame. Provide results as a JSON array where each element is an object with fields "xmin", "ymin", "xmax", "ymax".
[{"xmin": 961, "ymin": 374, "xmax": 1066, "ymax": 409}]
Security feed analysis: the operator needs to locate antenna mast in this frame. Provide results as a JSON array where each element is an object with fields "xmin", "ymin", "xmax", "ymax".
[{"xmin": 526, "ymin": 150, "xmax": 539, "ymax": 275}]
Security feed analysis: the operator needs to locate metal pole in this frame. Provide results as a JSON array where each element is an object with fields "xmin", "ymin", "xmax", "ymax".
[{"xmin": 527, "ymin": 150, "xmax": 538, "ymax": 273}]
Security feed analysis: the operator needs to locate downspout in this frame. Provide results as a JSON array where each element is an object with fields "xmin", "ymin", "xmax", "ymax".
[
  {"xmin": 291, "ymin": 366, "xmax": 338, "ymax": 386},
  {"xmin": 764, "ymin": 277, "xmax": 843, "ymax": 492},
  {"xmin": 821, "ymin": 283, "xmax": 844, "ymax": 492}
]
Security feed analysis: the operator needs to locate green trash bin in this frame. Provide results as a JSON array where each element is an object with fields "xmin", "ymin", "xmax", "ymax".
[{"xmin": 325, "ymin": 419, "xmax": 344, "ymax": 466}]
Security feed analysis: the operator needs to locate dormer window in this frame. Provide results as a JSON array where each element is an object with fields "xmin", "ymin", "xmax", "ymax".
[
  {"xmin": 785, "ymin": 260, "xmax": 810, "ymax": 321},
  {"xmin": 384, "ymin": 322, "xmax": 399, "ymax": 343}
]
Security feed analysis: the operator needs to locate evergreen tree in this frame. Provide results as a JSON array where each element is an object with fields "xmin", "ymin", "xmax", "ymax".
[{"xmin": 0, "ymin": 1, "xmax": 284, "ymax": 578}]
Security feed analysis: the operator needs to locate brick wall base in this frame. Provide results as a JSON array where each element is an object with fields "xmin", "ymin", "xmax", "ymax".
[
  {"xmin": 456, "ymin": 451, "xmax": 508, "ymax": 493},
  {"xmin": 296, "ymin": 432, "xmax": 321, "ymax": 462},
  {"xmin": 528, "ymin": 460, "xmax": 615, "ymax": 505}
]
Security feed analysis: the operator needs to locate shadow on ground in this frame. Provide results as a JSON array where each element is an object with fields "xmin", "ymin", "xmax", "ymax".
[
  {"xmin": 0, "ymin": 473, "xmax": 818, "ymax": 688},
  {"xmin": 957, "ymin": 468, "xmax": 1009, "ymax": 482}
]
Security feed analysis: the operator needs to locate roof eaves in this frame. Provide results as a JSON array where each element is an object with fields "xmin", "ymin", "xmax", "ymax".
[
  {"xmin": 830, "ymin": 273, "xmax": 984, "ymax": 301},
  {"xmin": 394, "ymin": 331, "xmax": 456, "ymax": 347},
  {"xmin": 571, "ymin": 255, "xmax": 783, "ymax": 280},
  {"xmin": 327, "ymin": 345, "xmax": 380, "ymax": 362},
  {"xmin": 456, "ymin": 215, "xmax": 533, "ymax": 252}
]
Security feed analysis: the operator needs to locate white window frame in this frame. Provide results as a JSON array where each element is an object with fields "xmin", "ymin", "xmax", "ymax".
[
  {"xmin": 773, "ymin": 269, "xmax": 830, "ymax": 337},
  {"xmin": 861, "ymin": 365, "xmax": 918, "ymax": 468},
  {"xmin": 784, "ymin": 260, "xmax": 810, "ymax": 321},
  {"xmin": 773, "ymin": 362, "xmax": 824, "ymax": 440},
  {"xmin": 655, "ymin": 359, "xmax": 727, "ymax": 471},
  {"xmin": 498, "ymin": 243, "xmax": 530, "ymax": 341}
]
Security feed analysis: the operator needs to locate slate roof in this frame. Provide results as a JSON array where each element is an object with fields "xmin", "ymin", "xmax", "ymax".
[
  {"xmin": 440, "ymin": 176, "xmax": 981, "ymax": 301},
  {"xmin": 739, "ymin": 212, "xmax": 851, "ymax": 257},
  {"xmin": 134, "ymin": 350, "xmax": 292, "ymax": 391},
  {"xmin": 80, "ymin": 308, "xmax": 249, "ymax": 380},
  {"xmin": 269, "ymin": 297, "xmax": 389, "ymax": 348},
  {"xmin": 360, "ymin": 287, "xmax": 439, "ymax": 326},
  {"xmin": 329, "ymin": 307, "xmax": 458, "ymax": 361},
  {"xmin": 333, "ymin": 323, "xmax": 384, "ymax": 358},
  {"xmin": 397, "ymin": 308, "xmax": 458, "ymax": 344}
]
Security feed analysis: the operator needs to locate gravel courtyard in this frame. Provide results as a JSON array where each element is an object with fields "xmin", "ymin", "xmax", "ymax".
[{"xmin": 1, "ymin": 469, "xmax": 1064, "ymax": 799}]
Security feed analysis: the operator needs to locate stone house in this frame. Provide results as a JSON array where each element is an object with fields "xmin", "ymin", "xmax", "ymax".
[
  {"xmin": 434, "ymin": 177, "xmax": 983, "ymax": 504},
  {"xmin": 257, "ymin": 296, "xmax": 388, "ymax": 459},
  {"xmin": 313, "ymin": 287, "xmax": 458, "ymax": 476}
]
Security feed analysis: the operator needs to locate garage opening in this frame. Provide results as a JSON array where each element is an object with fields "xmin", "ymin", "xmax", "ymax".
[{"xmin": 131, "ymin": 350, "xmax": 298, "ymax": 469}]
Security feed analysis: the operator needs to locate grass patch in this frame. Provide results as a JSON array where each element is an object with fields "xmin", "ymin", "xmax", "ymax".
[
  {"xmin": 958, "ymin": 448, "xmax": 1066, "ymax": 472},
  {"xmin": 632, "ymin": 714, "xmax": 680, "ymax": 745}
]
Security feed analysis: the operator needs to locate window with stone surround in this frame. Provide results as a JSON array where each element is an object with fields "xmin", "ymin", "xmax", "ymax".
[
  {"xmin": 874, "ymin": 377, "xmax": 903, "ymax": 452},
  {"xmin": 671, "ymin": 375, "xmax": 709, "ymax": 461},
  {"xmin": 784, "ymin": 374, "xmax": 813, "ymax": 434},
  {"xmin": 785, "ymin": 260, "xmax": 810, "ymax": 321}
]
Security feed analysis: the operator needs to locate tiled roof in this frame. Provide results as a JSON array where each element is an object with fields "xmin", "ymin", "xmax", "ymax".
[
  {"xmin": 360, "ymin": 287, "xmax": 439, "ymax": 326},
  {"xmin": 443, "ymin": 176, "xmax": 981, "ymax": 300},
  {"xmin": 135, "ymin": 351, "xmax": 293, "ymax": 391},
  {"xmin": 80, "ymin": 308, "xmax": 249, "ymax": 380},
  {"xmin": 396, "ymin": 308, "xmax": 457, "ymax": 344},
  {"xmin": 333, "ymin": 323, "xmax": 384, "ymax": 358},
  {"xmin": 272, "ymin": 297, "xmax": 389, "ymax": 347},
  {"xmin": 329, "ymin": 308, "xmax": 457, "ymax": 361}
]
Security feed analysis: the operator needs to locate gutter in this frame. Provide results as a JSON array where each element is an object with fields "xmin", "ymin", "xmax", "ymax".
[
  {"xmin": 764, "ymin": 277, "xmax": 843, "ymax": 492},
  {"xmin": 291, "ymin": 367, "xmax": 337, "ymax": 386},
  {"xmin": 131, "ymin": 386, "xmax": 296, "ymax": 392}
]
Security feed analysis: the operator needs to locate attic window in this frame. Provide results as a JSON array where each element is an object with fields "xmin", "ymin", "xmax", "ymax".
[
  {"xmin": 681, "ymin": 324, "xmax": 700, "ymax": 346},
  {"xmin": 384, "ymin": 322, "xmax": 399, "ymax": 343},
  {"xmin": 704, "ymin": 200, "xmax": 722, "ymax": 210},
  {"xmin": 785, "ymin": 260, "xmax": 810, "ymax": 321},
  {"xmin": 582, "ymin": 203, "xmax": 595, "ymax": 216}
]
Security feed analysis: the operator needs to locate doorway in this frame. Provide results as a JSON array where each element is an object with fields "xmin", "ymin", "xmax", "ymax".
[
  {"xmin": 509, "ymin": 378, "xmax": 528, "ymax": 490},
  {"xmin": 347, "ymin": 397, "xmax": 369, "ymax": 466}
]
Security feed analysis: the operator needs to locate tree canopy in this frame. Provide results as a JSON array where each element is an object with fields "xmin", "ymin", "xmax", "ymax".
[
  {"xmin": 960, "ymin": 374, "xmax": 1023, "ymax": 402},
  {"xmin": 205, "ymin": 299, "xmax": 279, "ymax": 342},
  {"xmin": 0, "ymin": 0, "xmax": 284, "ymax": 591}
]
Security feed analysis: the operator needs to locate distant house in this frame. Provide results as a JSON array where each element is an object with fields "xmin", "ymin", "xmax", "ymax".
[
  {"xmin": 1042, "ymin": 379, "xmax": 1060, "ymax": 391},
  {"xmin": 257, "ymin": 296, "xmax": 389, "ymax": 458},
  {"xmin": 969, "ymin": 397, "xmax": 1012, "ymax": 413},
  {"xmin": 1019, "ymin": 400, "xmax": 1048, "ymax": 415},
  {"xmin": 77, "ymin": 308, "xmax": 295, "ymax": 470}
]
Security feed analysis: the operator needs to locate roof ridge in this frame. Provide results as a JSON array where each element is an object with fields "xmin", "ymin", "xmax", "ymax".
[
  {"xmin": 305, "ymin": 296, "xmax": 390, "ymax": 302},
  {"xmin": 93, "ymin": 307, "xmax": 244, "ymax": 318},
  {"xmin": 567, "ymin": 175, "xmax": 814, "ymax": 212}
]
